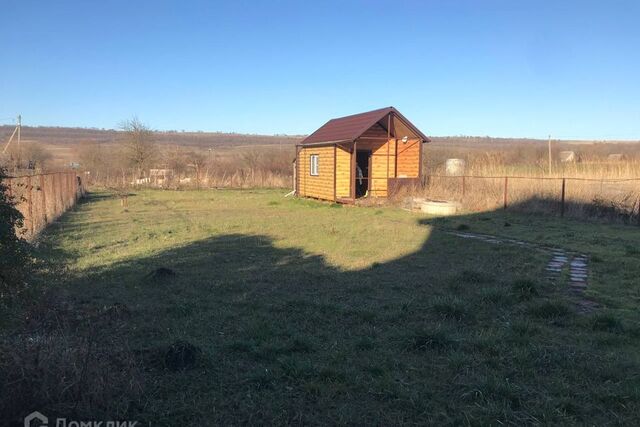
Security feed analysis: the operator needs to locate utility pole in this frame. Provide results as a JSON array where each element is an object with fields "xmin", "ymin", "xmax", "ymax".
[
  {"xmin": 1, "ymin": 114, "xmax": 22, "ymax": 157},
  {"xmin": 547, "ymin": 134, "xmax": 552, "ymax": 176}
]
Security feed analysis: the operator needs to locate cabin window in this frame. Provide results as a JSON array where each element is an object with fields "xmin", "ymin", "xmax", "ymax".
[{"xmin": 310, "ymin": 154, "xmax": 319, "ymax": 176}]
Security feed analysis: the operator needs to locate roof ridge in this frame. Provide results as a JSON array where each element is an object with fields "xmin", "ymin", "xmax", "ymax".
[
  {"xmin": 300, "ymin": 106, "xmax": 427, "ymax": 145},
  {"xmin": 328, "ymin": 106, "xmax": 394, "ymax": 122}
]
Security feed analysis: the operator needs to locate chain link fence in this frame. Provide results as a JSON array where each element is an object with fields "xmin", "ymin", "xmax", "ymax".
[{"xmin": 3, "ymin": 171, "xmax": 85, "ymax": 239}]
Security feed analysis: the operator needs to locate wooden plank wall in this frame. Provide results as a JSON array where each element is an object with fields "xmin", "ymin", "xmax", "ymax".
[
  {"xmin": 298, "ymin": 146, "xmax": 335, "ymax": 201},
  {"xmin": 396, "ymin": 138, "xmax": 421, "ymax": 178},
  {"xmin": 336, "ymin": 146, "xmax": 351, "ymax": 198}
]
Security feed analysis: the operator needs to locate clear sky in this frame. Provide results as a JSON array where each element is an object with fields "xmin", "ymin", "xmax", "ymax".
[{"xmin": 1, "ymin": 0, "xmax": 639, "ymax": 139}]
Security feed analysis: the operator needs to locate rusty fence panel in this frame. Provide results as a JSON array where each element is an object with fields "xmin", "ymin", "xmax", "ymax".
[
  {"xmin": 418, "ymin": 174, "xmax": 640, "ymax": 223},
  {"xmin": 2, "ymin": 171, "xmax": 85, "ymax": 240}
]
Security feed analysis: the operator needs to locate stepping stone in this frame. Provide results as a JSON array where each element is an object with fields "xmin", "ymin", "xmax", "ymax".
[{"xmin": 576, "ymin": 299, "xmax": 600, "ymax": 313}]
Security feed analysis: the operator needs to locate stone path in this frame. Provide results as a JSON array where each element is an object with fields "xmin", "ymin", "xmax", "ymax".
[{"xmin": 448, "ymin": 230, "xmax": 598, "ymax": 313}]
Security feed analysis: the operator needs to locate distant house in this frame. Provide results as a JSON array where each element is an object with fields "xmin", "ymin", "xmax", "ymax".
[
  {"xmin": 559, "ymin": 151, "xmax": 578, "ymax": 163},
  {"xmin": 294, "ymin": 107, "xmax": 430, "ymax": 203}
]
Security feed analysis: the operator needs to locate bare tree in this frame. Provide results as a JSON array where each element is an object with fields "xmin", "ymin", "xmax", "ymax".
[
  {"xmin": 119, "ymin": 117, "xmax": 156, "ymax": 178},
  {"xmin": 187, "ymin": 150, "xmax": 207, "ymax": 189},
  {"xmin": 164, "ymin": 145, "xmax": 189, "ymax": 178}
]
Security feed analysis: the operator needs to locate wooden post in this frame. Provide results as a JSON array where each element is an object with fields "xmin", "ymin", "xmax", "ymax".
[
  {"xmin": 503, "ymin": 176, "xmax": 508, "ymax": 210},
  {"xmin": 350, "ymin": 140, "xmax": 357, "ymax": 200},
  {"xmin": 62, "ymin": 173, "xmax": 67, "ymax": 209},
  {"xmin": 333, "ymin": 145, "xmax": 337, "ymax": 201},
  {"xmin": 58, "ymin": 172, "xmax": 64, "ymax": 212},
  {"xmin": 67, "ymin": 173, "xmax": 71, "ymax": 207},
  {"xmin": 67, "ymin": 173, "xmax": 72, "ymax": 206},
  {"xmin": 560, "ymin": 178, "xmax": 566, "ymax": 217},
  {"xmin": 40, "ymin": 174, "xmax": 48, "ymax": 223},
  {"xmin": 386, "ymin": 114, "xmax": 390, "ymax": 193},
  {"xmin": 27, "ymin": 176, "xmax": 34, "ymax": 236},
  {"xmin": 51, "ymin": 173, "xmax": 57, "ymax": 216},
  {"xmin": 6, "ymin": 178, "xmax": 12, "ymax": 200},
  {"xmin": 461, "ymin": 175, "xmax": 466, "ymax": 198}
]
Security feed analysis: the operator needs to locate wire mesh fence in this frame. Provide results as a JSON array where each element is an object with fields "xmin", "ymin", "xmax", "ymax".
[
  {"xmin": 396, "ymin": 175, "xmax": 640, "ymax": 223},
  {"xmin": 3, "ymin": 171, "xmax": 85, "ymax": 239}
]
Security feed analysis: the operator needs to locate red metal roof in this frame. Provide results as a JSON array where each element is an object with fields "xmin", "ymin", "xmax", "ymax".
[{"xmin": 300, "ymin": 106, "xmax": 429, "ymax": 145}]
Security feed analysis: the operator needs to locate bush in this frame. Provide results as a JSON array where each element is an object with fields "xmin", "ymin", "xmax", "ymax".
[{"xmin": 0, "ymin": 168, "xmax": 33, "ymax": 297}]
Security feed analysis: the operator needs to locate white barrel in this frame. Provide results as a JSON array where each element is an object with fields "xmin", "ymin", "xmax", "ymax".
[{"xmin": 445, "ymin": 159, "xmax": 465, "ymax": 176}]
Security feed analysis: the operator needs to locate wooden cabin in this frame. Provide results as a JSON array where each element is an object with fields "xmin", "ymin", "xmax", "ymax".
[{"xmin": 294, "ymin": 107, "xmax": 429, "ymax": 202}]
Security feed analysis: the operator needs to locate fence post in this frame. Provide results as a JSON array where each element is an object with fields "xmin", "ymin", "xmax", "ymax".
[
  {"xmin": 64, "ymin": 173, "xmax": 69, "ymax": 208},
  {"xmin": 560, "ymin": 178, "xmax": 566, "ymax": 217},
  {"xmin": 58, "ymin": 173, "xmax": 64, "ymax": 214},
  {"xmin": 40, "ymin": 174, "xmax": 48, "ymax": 224},
  {"xmin": 27, "ymin": 176, "xmax": 34, "ymax": 236},
  {"xmin": 69, "ymin": 172, "xmax": 72, "ymax": 205},
  {"xmin": 7, "ymin": 178, "xmax": 12, "ymax": 199},
  {"xmin": 503, "ymin": 176, "xmax": 508, "ymax": 210},
  {"xmin": 461, "ymin": 175, "xmax": 466, "ymax": 198},
  {"xmin": 53, "ymin": 173, "xmax": 59, "ymax": 217}
]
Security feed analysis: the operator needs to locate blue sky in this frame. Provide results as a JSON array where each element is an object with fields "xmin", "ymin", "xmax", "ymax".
[{"xmin": 1, "ymin": 0, "xmax": 639, "ymax": 139}]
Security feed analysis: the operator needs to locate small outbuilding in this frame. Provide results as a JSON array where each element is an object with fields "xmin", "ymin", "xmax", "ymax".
[{"xmin": 294, "ymin": 107, "xmax": 429, "ymax": 202}]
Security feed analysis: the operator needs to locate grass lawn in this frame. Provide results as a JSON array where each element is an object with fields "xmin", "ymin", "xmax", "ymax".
[{"xmin": 9, "ymin": 189, "xmax": 640, "ymax": 425}]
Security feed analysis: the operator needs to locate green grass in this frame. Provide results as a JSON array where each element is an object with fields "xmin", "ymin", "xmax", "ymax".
[
  {"xmin": 428, "ymin": 211, "xmax": 640, "ymax": 314},
  {"xmin": 13, "ymin": 189, "xmax": 640, "ymax": 424}
]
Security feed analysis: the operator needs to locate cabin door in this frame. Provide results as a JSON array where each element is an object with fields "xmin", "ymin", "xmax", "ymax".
[{"xmin": 355, "ymin": 150, "xmax": 372, "ymax": 198}]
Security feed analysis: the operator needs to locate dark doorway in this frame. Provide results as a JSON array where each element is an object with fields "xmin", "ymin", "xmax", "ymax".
[{"xmin": 355, "ymin": 150, "xmax": 371, "ymax": 198}]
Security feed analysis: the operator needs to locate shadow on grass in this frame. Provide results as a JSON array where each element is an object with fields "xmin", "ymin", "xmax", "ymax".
[{"xmin": 9, "ymin": 200, "xmax": 640, "ymax": 425}]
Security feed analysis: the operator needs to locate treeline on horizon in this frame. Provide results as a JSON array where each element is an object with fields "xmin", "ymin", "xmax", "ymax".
[{"xmin": 2, "ymin": 125, "xmax": 639, "ymax": 149}]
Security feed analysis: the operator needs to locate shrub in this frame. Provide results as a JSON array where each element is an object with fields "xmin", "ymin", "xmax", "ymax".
[{"xmin": 0, "ymin": 168, "xmax": 33, "ymax": 298}]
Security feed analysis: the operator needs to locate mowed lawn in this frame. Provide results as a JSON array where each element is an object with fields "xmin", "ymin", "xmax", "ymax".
[{"xmin": 35, "ymin": 189, "xmax": 640, "ymax": 425}]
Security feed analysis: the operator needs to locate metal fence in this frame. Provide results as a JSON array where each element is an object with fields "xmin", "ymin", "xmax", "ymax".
[
  {"xmin": 3, "ymin": 171, "xmax": 85, "ymax": 239},
  {"xmin": 412, "ymin": 175, "xmax": 640, "ymax": 222}
]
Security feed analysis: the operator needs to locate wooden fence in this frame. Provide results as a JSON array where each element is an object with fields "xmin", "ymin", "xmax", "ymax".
[{"xmin": 3, "ymin": 171, "xmax": 85, "ymax": 239}]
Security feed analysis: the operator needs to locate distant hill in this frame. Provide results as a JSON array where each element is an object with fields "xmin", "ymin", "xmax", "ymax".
[
  {"xmin": 2, "ymin": 125, "xmax": 637, "ymax": 170},
  {"xmin": 0, "ymin": 125, "xmax": 304, "ymax": 148},
  {"xmin": 3, "ymin": 125, "xmax": 637, "ymax": 149}
]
